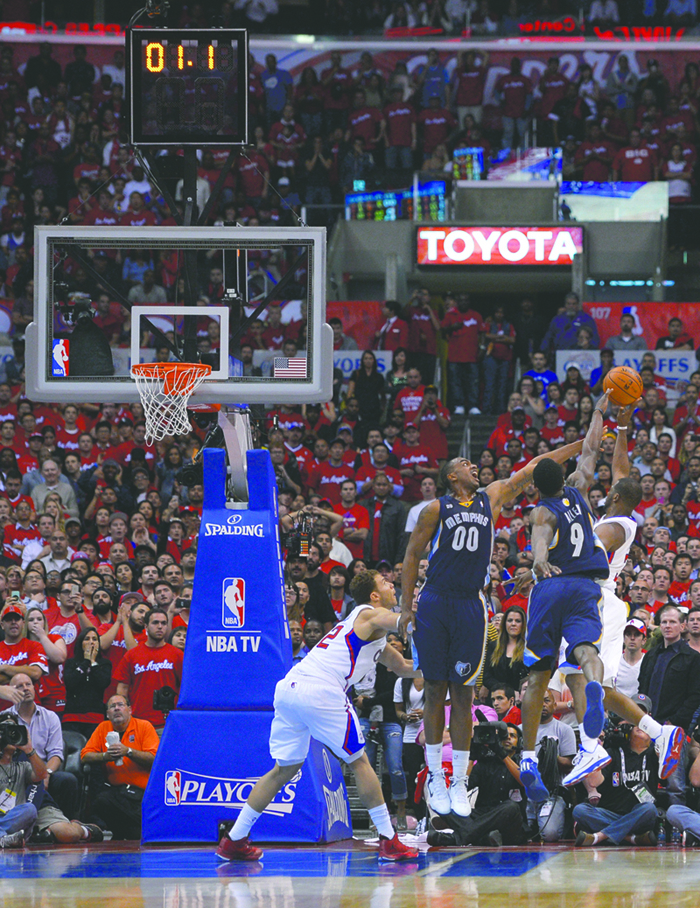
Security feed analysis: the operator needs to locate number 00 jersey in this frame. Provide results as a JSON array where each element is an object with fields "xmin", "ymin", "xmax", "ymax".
[
  {"xmin": 538, "ymin": 485, "xmax": 609, "ymax": 580},
  {"xmin": 424, "ymin": 491, "xmax": 493, "ymax": 595},
  {"xmin": 290, "ymin": 605, "xmax": 387, "ymax": 693}
]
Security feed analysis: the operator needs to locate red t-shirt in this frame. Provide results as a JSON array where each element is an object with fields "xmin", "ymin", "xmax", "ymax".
[
  {"xmin": 99, "ymin": 623, "xmax": 147, "ymax": 702},
  {"xmin": 613, "ymin": 145, "xmax": 657, "ymax": 181},
  {"xmin": 395, "ymin": 385, "xmax": 426, "ymax": 419},
  {"xmin": 496, "ymin": 74, "xmax": 533, "ymax": 118},
  {"xmin": 441, "ymin": 309, "xmax": 484, "ymax": 363},
  {"xmin": 347, "ymin": 106, "xmax": 383, "ymax": 147},
  {"xmin": 394, "ymin": 443, "xmax": 438, "ymax": 502},
  {"xmin": 333, "ymin": 503, "xmax": 370, "ymax": 560},
  {"xmin": 383, "ymin": 102, "xmax": 416, "ymax": 147},
  {"xmin": 36, "ymin": 632, "xmax": 66, "ymax": 712},
  {"xmin": 45, "ymin": 606, "xmax": 100, "ymax": 658},
  {"xmin": 355, "ymin": 464, "xmax": 404, "ymax": 498},
  {"xmin": 113, "ymin": 641, "xmax": 184, "ymax": 727},
  {"xmin": 575, "ymin": 140, "xmax": 614, "ymax": 182},
  {"xmin": 121, "ymin": 209, "xmax": 157, "ymax": 228},
  {"xmin": 418, "ymin": 107, "xmax": 456, "ymax": 154},
  {"xmin": 539, "ymin": 72, "xmax": 569, "ymax": 118},
  {"xmin": 453, "ymin": 66, "xmax": 486, "ymax": 106},
  {"xmin": 377, "ymin": 318, "xmax": 408, "ymax": 352},
  {"xmin": 309, "ymin": 461, "xmax": 356, "ymax": 505},
  {"xmin": 407, "ymin": 308, "xmax": 438, "ymax": 356},
  {"xmin": 0, "ymin": 638, "xmax": 48, "ymax": 710},
  {"xmin": 417, "ymin": 403, "xmax": 450, "ymax": 461},
  {"xmin": 669, "ymin": 580, "xmax": 691, "ymax": 603},
  {"xmin": 236, "ymin": 152, "xmax": 269, "ymax": 197}
]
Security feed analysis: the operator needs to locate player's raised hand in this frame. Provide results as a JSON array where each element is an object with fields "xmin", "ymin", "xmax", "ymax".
[
  {"xmin": 617, "ymin": 398, "xmax": 642, "ymax": 428},
  {"xmin": 594, "ymin": 390, "xmax": 611, "ymax": 415}
]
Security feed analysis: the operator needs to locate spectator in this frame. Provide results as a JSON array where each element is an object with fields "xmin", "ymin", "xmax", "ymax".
[
  {"xmin": 114, "ymin": 608, "xmax": 184, "ymax": 733},
  {"xmin": 441, "ymin": 292, "xmax": 484, "ymax": 416},
  {"xmin": 496, "ymin": 57, "xmax": 533, "ymax": 151},
  {"xmin": 481, "ymin": 306, "xmax": 516, "ymax": 416},
  {"xmin": 605, "ymin": 313, "xmax": 647, "ymax": 352},
  {"xmin": 616, "ymin": 617, "xmax": 647, "ymax": 697},
  {"xmin": 573, "ymin": 701, "xmax": 659, "ymax": 847},
  {"xmin": 81, "ymin": 693, "xmax": 159, "ymax": 840},
  {"xmin": 513, "ymin": 299, "xmax": 546, "ymax": 368},
  {"xmin": 0, "ymin": 603, "xmax": 48, "ymax": 710},
  {"xmin": 363, "ymin": 472, "xmax": 407, "ymax": 567},
  {"xmin": 612, "ymin": 129, "xmax": 659, "ymax": 182},
  {"xmin": 346, "ymin": 351, "xmax": 385, "ymax": 426},
  {"xmin": 605, "ymin": 55, "xmax": 637, "ymax": 123},
  {"xmin": 526, "ymin": 690, "xmax": 576, "ymax": 842},
  {"xmin": 490, "ymin": 685, "xmax": 522, "ymax": 725},
  {"xmin": 406, "ymin": 289, "xmax": 440, "ymax": 385},
  {"xmin": 62, "ymin": 626, "xmax": 112, "ymax": 739},
  {"xmin": 482, "ymin": 606, "xmax": 528, "ymax": 696},
  {"xmin": 31, "ymin": 460, "xmax": 79, "ymax": 518},
  {"xmin": 414, "ymin": 385, "xmax": 450, "ymax": 463},
  {"xmin": 334, "ymin": 480, "xmax": 370, "ymax": 561},
  {"xmin": 657, "ymin": 316, "xmax": 694, "ymax": 350},
  {"xmin": 452, "ymin": 50, "xmax": 488, "ymax": 128},
  {"xmin": 376, "ymin": 301, "xmax": 409, "ymax": 352},
  {"xmin": 540, "ymin": 292, "xmax": 600, "ymax": 353},
  {"xmin": 340, "ymin": 136, "xmax": 376, "ymax": 191}
]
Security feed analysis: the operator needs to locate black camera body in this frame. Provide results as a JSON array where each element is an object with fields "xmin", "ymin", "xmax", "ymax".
[
  {"xmin": 153, "ymin": 686, "xmax": 177, "ymax": 716},
  {"xmin": 470, "ymin": 719, "xmax": 509, "ymax": 761},
  {"xmin": 0, "ymin": 721, "xmax": 29, "ymax": 749}
]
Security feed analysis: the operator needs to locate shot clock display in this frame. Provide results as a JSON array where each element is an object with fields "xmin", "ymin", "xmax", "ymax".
[{"xmin": 127, "ymin": 28, "xmax": 248, "ymax": 146}]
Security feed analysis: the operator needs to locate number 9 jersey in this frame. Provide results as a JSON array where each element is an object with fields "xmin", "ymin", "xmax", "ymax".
[
  {"xmin": 424, "ymin": 491, "xmax": 493, "ymax": 595},
  {"xmin": 538, "ymin": 486, "xmax": 609, "ymax": 580}
]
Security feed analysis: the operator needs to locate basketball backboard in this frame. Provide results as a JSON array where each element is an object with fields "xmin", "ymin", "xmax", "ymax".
[{"xmin": 26, "ymin": 225, "xmax": 332, "ymax": 406}]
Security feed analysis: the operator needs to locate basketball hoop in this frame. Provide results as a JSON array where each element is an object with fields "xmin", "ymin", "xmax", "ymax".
[{"xmin": 132, "ymin": 362, "xmax": 212, "ymax": 443}]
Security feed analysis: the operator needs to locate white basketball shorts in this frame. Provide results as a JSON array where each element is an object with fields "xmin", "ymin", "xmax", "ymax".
[{"xmin": 269, "ymin": 675, "xmax": 366, "ymax": 766}]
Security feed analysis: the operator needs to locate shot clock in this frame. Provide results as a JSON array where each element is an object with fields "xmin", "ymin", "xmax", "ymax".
[{"xmin": 127, "ymin": 28, "xmax": 248, "ymax": 146}]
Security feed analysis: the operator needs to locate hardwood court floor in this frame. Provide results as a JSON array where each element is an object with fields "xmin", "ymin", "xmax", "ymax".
[{"xmin": 3, "ymin": 840, "xmax": 700, "ymax": 908}]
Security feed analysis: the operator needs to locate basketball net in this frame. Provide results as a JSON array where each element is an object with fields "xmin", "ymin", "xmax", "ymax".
[{"xmin": 132, "ymin": 362, "xmax": 212, "ymax": 443}]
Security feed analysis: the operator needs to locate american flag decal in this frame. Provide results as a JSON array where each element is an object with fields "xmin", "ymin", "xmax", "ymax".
[{"xmin": 274, "ymin": 357, "xmax": 308, "ymax": 378}]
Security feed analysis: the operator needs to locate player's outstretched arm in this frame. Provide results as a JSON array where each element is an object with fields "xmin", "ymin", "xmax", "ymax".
[
  {"xmin": 486, "ymin": 439, "xmax": 583, "ymax": 520},
  {"xmin": 568, "ymin": 391, "xmax": 610, "ymax": 493},
  {"xmin": 377, "ymin": 641, "xmax": 422, "ymax": 678},
  {"xmin": 530, "ymin": 506, "xmax": 560, "ymax": 579},
  {"xmin": 611, "ymin": 399, "xmax": 638, "ymax": 483},
  {"xmin": 400, "ymin": 500, "xmax": 440, "ymax": 638}
]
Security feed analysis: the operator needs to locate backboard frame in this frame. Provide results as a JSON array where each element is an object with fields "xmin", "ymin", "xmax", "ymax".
[{"xmin": 27, "ymin": 225, "xmax": 332, "ymax": 406}]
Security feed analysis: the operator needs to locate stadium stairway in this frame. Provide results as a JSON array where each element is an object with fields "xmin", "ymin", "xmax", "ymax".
[{"xmin": 447, "ymin": 413, "xmax": 498, "ymax": 461}]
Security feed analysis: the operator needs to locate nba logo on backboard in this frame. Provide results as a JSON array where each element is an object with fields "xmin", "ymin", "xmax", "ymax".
[
  {"xmin": 223, "ymin": 578, "xmax": 245, "ymax": 628},
  {"xmin": 165, "ymin": 771, "xmax": 181, "ymax": 805},
  {"xmin": 52, "ymin": 339, "xmax": 69, "ymax": 377}
]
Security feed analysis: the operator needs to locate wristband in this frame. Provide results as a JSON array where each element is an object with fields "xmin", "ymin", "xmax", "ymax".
[
  {"xmin": 27, "ymin": 749, "xmax": 36, "ymax": 757},
  {"xmin": 618, "ymin": 425, "xmax": 629, "ymax": 431}
]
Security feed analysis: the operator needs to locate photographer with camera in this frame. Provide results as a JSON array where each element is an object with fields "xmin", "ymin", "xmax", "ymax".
[
  {"xmin": 114, "ymin": 608, "xmax": 183, "ymax": 734},
  {"xmin": 573, "ymin": 694, "xmax": 659, "ymax": 847},
  {"xmin": 0, "ymin": 713, "xmax": 101, "ymax": 848},
  {"xmin": 526, "ymin": 689, "xmax": 577, "ymax": 843},
  {"xmin": 428, "ymin": 716, "xmax": 528, "ymax": 847}
]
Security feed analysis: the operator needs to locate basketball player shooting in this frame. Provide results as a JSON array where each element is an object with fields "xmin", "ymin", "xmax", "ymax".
[
  {"xmin": 216, "ymin": 570, "xmax": 421, "ymax": 863},
  {"xmin": 559, "ymin": 400, "xmax": 683, "ymax": 785},
  {"xmin": 400, "ymin": 439, "xmax": 583, "ymax": 820},
  {"xmin": 519, "ymin": 392, "xmax": 617, "ymax": 801}
]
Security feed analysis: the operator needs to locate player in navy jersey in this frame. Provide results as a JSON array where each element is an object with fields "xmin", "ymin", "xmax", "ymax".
[
  {"xmin": 400, "ymin": 439, "xmax": 583, "ymax": 819},
  {"xmin": 519, "ymin": 393, "xmax": 614, "ymax": 801}
]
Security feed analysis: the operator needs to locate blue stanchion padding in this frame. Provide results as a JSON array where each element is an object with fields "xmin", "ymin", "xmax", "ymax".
[
  {"xmin": 142, "ymin": 711, "xmax": 352, "ymax": 844},
  {"xmin": 178, "ymin": 448, "xmax": 291, "ymax": 712}
]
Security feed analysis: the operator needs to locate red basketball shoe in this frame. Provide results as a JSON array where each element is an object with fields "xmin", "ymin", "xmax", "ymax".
[
  {"xmin": 216, "ymin": 835, "xmax": 264, "ymax": 862},
  {"xmin": 378, "ymin": 833, "xmax": 420, "ymax": 862}
]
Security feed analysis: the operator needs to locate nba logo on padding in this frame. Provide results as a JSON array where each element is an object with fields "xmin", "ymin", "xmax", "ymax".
[
  {"xmin": 223, "ymin": 578, "xmax": 245, "ymax": 628},
  {"xmin": 52, "ymin": 339, "xmax": 69, "ymax": 377},
  {"xmin": 164, "ymin": 771, "xmax": 181, "ymax": 805}
]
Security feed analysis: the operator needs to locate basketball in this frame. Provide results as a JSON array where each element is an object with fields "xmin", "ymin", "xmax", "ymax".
[{"xmin": 603, "ymin": 366, "xmax": 643, "ymax": 406}]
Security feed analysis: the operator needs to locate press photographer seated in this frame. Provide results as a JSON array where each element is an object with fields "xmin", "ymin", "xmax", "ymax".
[
  {"xmin": 573, "ymin": 694, "xmax": 659, "ymax": 848},
  {"xmin": 428, "ymin": 715, "xmax": 528, "ymax": 847}
]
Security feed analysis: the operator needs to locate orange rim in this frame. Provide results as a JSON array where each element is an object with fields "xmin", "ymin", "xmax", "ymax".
[{"xmin": 132, "ymin": 362, "xmax": 212, "ymax": 396}]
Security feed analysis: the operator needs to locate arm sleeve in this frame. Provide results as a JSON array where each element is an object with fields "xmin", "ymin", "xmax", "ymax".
[
  {"xmin": 44, "ymin": 713, "xmax": 65, "ymax": 763},
  {"xmin": 136, "ymin": 720, "xmax": 160, "ymax": 756}
]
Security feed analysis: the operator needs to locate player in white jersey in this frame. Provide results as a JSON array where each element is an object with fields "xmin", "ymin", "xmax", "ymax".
[
  {"xmin": 560, "ymin": 403, "xmax": 684, "ymax": 786},
  {"xmin": 216, "ymin": 570, "xmax": 421, "ymax": 863}
]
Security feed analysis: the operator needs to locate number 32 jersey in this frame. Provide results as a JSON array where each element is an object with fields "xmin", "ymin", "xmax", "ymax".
[
  {"xmin": 538, "ymin": 486, "xmax": 609, "ymax": 580},
  {"xmin": 424, "ymin": 491, "xmax": 493, "ymax": 595}
]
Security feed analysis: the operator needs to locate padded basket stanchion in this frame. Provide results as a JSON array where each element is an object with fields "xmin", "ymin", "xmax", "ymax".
[{"xmin": 131, "ymin": 362, "xmax": 211, "ymax": 443}]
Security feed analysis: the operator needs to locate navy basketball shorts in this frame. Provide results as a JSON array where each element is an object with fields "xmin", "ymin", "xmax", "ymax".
[
  {"xmin": 413, "ymin": 586, "xmax": 488, "ymax": 685},
  {"xmin": 524, "ymin": 575, "xmax": 603, "ymax": 668}
]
